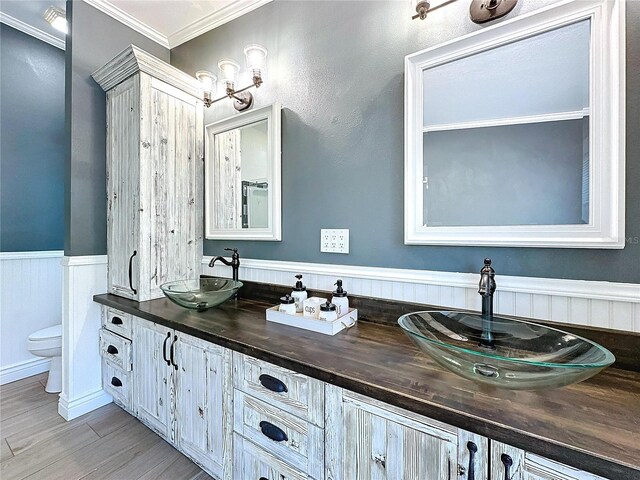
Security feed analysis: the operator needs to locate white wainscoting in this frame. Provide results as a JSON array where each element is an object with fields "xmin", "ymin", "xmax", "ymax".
[
  {"xmin": 0, "ymin": 251, "xmax": 64, "ymax": 385},
  {"xmin": 203, "ymin": 257, "xmax": 640, "ymax": 333},
  {"xmin": 59, "ymin": 255, "xmax": 112, "ymax": 420}
]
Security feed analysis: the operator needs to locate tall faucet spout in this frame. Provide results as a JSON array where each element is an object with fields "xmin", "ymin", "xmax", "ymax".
[{"xmin": 478, "ymin": 258, "xmax": 496, "ymax": 350}]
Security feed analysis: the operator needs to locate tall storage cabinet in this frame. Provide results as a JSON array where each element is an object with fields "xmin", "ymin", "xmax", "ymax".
[{"xmin": 93, "ymin": 46, "xmax": 204, "ymax": 301}]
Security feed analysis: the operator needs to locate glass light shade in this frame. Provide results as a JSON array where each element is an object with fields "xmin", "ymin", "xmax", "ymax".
[
  {"xmin": 195, "ymin": 70, "xmax": 216, "ymax": 95},
  {"xmin": 44, "ymin": 6, "xmax": 68, "ymax": 34},
  {"xmin": 244, "ymin": 44, "xmax": 268, "ymax": 71},
  {"xmin": 218, "ymin": 59, "xmax": 240, "ymax": 84}
]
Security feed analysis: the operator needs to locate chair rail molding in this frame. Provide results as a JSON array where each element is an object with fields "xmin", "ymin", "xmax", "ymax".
[
  {"xmin": 203, "ymin": 257, "xmax": 640, "ymax": 333},
  {"xmin": 59, "ymin": 254, "xmax": 111, "ymax": 420}
]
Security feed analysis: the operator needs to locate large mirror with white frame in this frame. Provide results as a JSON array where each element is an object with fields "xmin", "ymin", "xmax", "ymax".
[
  {"xmin": 205, "ymin": 103, "xmax": 281, "ymax": 241},
  {"xmin": 405, "ymin": 0, "xmax": 625, "ymax": 248}
]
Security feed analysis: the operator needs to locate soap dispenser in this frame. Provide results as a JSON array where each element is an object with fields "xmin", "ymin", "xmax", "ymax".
[
  {"xmin": 292, "ymin": 274, "xmax": 308, "ymax": 313},
  {"xmin": 331, "ymin": 279, "xmax": 349, "ymax": 316}
]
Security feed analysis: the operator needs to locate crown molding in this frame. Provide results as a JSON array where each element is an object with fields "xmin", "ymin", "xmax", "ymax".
[
  {"xmin": 81, "ymin": 0, "xmax": 272, "ymax": 50},
  {"xmin": 168, "ymin": 0, "xmax": 273, "ymax": 48},
  {"xmin": 81, "ymin": 0, "xmax": 169, "ymax": 49},
  {"xmin": 0, "ymin": 12, "xmax": 65, "ymax": 50}
]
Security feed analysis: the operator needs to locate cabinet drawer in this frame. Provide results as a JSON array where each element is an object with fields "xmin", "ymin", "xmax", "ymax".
[
  {"xmin": 101, "ymin": 307, "xmax": 132, "ymax": 340},
  {"xmin": 234, "ymin": 434, "xmax": 310, "ymax": 480},
  {"xmin": 233, "ymin": 353, "xmax": 324, "ymax": 426},
  {"xmin": 102, "ymin": 359, "xmax": 131, "ymax": 410},
  {"xmin": 99, "ymin": 328, "xmax": 132, "ymax": 371},
  {"xmin": 234, "ymin": 390, "xmax": 323, "ymax": 479}
]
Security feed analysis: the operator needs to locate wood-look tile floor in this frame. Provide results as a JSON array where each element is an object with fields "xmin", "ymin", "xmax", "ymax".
[{"xmin": 0, "ymin": 374, "xmax": 212, "ymax": 480}]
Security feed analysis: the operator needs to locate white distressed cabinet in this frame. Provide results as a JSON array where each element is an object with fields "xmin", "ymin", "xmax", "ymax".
[
  {"xmin": 325, "ymin": 385, "xmax": 459, "ymax": 480},
  {"xmin": 175, "ymin": 332, "xmax": 233, "ymax": 480},
  {"xmin": 132, "ymin": 318, "xmax": 176, "ymax": 441},
  {"xmin": 490, "ymin": 441, "xmax": 608, "ymax": 480},
  {"xmin": 92, "ymin": 46, "xmax": 204, "ymax": 301},
  {"xmin": 103, "ymin": 311, "xmax": 615, "ymax": 480}
]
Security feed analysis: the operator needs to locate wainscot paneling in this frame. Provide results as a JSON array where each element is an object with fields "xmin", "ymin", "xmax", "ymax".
[
  {"xmin": 59, "ymin": 255, "xmax": 112, "ymax": 420},
  {"xmin": 0, "ymin": 251, "xmax": 63, "ymax": 384},
  {"xmin": 203, "ymin": 258, "xmax": 640, "ymax": 333}
]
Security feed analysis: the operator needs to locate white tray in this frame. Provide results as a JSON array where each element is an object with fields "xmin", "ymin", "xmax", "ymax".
[{"xmin": 266, "ymin": 306, "xmax": 358, "ymax": 335}]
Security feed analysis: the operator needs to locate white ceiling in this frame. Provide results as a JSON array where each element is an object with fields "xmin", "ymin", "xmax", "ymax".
[{"xmin": 0, "ymin": 0, "xmax": 271, "ymax": 50}]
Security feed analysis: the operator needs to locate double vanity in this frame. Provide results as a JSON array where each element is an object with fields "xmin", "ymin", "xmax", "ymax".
[{"xmin": 94, "ymin": 284, "xmax": 640, "ymax": 480}]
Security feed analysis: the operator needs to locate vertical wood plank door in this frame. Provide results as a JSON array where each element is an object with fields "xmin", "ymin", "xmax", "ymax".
[
  {"xmin": 106, "ymin": 74, "xmax": 140, "ymax": 299},
  {"xmin": 326, "ymin": 386, "xmax": 458, "ymax": 480},
  {"xmin": 175, "ymin": 333, "xmax": 232, "ymax": 480},
  {"xmin": 132, "ymin": 317, "xmax": 175, "ymax": 441},
  {"xmin": 145, "ymin": 77, "xmax": 203, "ymax": 300},
  {"xmin": 490, "ymin": 441, "xmax": 608, "ymax": 480}
]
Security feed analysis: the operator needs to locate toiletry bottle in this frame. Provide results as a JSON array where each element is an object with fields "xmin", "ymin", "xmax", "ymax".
[
  {"xmin": 318, "ymin": 299, "xmax": 338, "ymax": 321},
  {"xmin": 331, "ymin": 279, "xmax": 349, "ymax": 316},
  {"xmin": 279, "ymin": 294, "xmax": 296, "ymax": 315},
  {"xmin": 292, "ymin": 274, "xmax": 308, "ymax": 313}
]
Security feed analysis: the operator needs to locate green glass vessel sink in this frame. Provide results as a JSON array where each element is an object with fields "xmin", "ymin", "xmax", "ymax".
[
  {"xmin": 160, "ymin": 278, "xmax": 243, "ymax": 311},
  {"xmin": 398, "ymin": 311, "xmax": 615, "ymax": 390}
]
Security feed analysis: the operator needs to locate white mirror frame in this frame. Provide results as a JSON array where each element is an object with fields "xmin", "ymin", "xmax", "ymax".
[
  {"xmin": 205, "ymin": 102, "xmax": 282, "ymax": 241},
  {"xmin": 405, "ymin": 0, "xmax": 625, "ymax": 248}
]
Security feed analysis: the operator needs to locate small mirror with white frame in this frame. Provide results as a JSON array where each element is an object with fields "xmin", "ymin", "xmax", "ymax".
[
  {"xmin": 205, "ymin": 103, "xmax": 281, "ymax": 241},
  {"xmin": 405, "ymin": 0, "xmax": 625, "ymax": 248}
]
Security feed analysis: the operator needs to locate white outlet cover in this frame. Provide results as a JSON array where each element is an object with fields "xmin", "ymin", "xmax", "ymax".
[{"xmin": 321, "ymin": 228, "xmax": 349, "ymax": 254}]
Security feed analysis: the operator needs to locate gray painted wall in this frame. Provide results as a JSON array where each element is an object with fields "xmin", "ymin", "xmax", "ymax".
[
  {"xmin": 64, "ymin": 0, "xmax": 169, "ymax": 256},
  {"xmin": 1, "ymin": 25, "xmax": 65, "ymax": 252},
  {"xmin": 171, "ymin": 0, "xmax": 640, "ymax": 284}
]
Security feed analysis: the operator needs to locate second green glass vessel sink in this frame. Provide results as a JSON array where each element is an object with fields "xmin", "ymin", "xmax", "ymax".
[
  {"xmin": 398, "ymin": 311, "xmax": 615, "ymax": 390},
  {"xmin": 160, "ymin": 278, "xmax": 243, "ymax": 311}
]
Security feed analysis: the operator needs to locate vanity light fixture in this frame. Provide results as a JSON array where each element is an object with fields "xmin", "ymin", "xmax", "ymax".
[
  {"xmin": 412, "ymin": 0, "xmax": 517, "ymax": 23},
  {"xmin": 44, "ymin": 6, "xmax": 67, "ymax": 34},
  {"xmin": 196, "ymin": 44, "xmax": 267, "ymax": 112}
]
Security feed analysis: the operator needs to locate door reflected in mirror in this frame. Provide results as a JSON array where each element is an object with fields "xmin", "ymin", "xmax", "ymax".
[
  {"xmin": 205, "ymin": 103, "xmax": 281, "ymax": 241},
  {"xmin": 212, "ymin": 119, "xmax": 269, "ymax": 230}
]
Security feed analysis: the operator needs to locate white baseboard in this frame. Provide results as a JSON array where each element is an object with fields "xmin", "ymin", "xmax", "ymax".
[
  {"xmin": 58, "ymin": 389, "xmax": 112, "ymax": 421},
  {"xmin": 203, "ymin": 257, "xmax": 640, "ymax": 333},
  {"xmin": 0, "ymin": 358, "xmax": 51, "ymax": 385}
]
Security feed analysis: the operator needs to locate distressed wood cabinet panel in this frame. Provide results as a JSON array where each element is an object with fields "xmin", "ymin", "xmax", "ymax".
[
  {"xmin": 99, "ymin": 328, "xmax": 132, "ymax": 371},
  {"xmin": 176, "ymin": 332, "xmax": 232, "ymax": 480},
  {"xmin": 490, "ymin": 441, "xmax": 608, "ymax": 480},
  {"xmin": 101, "ymin": 306, "xmax": 133, "ymax": 339},
  {"xmin": 145, "ymin": 77, "xmax": 203, "ymax": 299},
  {"xmin": 102, "ymin": 358, "xmax": 132, "ymax": 411},
  {"xmin": 233, "ymin": 352, "xmax": 325, "ymax": 426},
  {"xmin": 458, "ymin": 430, "xmax": 489, "ymax": 480},
  {"xmin": 326, "ymin": 385, "xmax": 458, "ymax": 480},
  {"xmin": 132, "ymin": 317, "xmax": 175, "ymax": 441},
  {"xmin": 234, "ymin": 390, "xmax": 324, "ymax": 479},
  {"xmin": 101, "ymin": 58, "xmax": 203, "ymax": 302},
  {"xmin": 234, "ymin": 434, "xmax": 309, "ymax": 480},
  {"xmin": 106, "ymin": 75, "xmax": 140, "ymax": 300}
]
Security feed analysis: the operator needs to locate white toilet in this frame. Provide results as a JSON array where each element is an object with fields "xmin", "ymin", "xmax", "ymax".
[{"xmin": 27, "ymin": 324, "xmax": 62, "ymax": 393}]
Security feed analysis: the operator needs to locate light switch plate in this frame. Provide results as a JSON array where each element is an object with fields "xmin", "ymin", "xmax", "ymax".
[{"xmin": 321, "ymin": 229, "xmax": 349, "ymax": 254}]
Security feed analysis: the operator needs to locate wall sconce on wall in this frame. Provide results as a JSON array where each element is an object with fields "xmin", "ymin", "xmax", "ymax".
[{"xmin": 195, "ymin": 44, "xmax": 267, "ymax": 112}]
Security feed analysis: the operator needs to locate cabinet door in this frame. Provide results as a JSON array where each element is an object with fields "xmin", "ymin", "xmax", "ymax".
[
  {"xmin": 326, "ymin": 385, "xmax": 458, "ymax": 480},
  {"xmin": 140, "ymin": 75, "xmax": 203, "ymax": 300},
  {"xmin": 175, "ymin": 333, "xmax": 232, "ymax": 480},
  {"xmin": 132, "ymin": 317, "xmax": 175, "ymax": 441},
  {"xmin": 490, "ymin": 441, "xmax": 607, "ymax": 480},
  {"xmin": 106, "ymin": 74, "xmax": 140, "ymax": 299}
]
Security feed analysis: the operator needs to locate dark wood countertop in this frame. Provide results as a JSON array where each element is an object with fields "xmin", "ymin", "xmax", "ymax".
[{"xmin": 94, "ymin": 293, "xmax": 640, "ymax": 479}]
